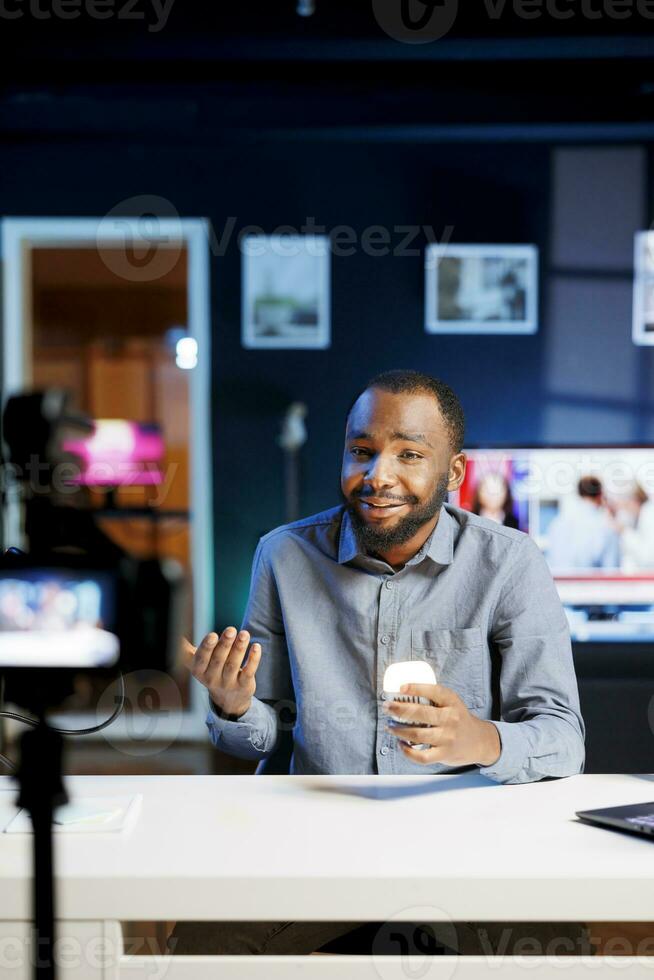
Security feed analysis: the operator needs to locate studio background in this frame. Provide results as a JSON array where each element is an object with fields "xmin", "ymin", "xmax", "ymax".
[{"xmin": 1, "ymin": 8, "xmax": 654, "ymax": 773}]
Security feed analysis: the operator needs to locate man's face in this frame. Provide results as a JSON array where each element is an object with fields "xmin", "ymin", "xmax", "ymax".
[{"xmin": 341, "ymin": 387, "xmax": 466, "ymax": 552}]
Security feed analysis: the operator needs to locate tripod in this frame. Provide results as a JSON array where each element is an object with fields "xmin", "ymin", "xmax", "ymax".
[{"xmin": 14, "ymin": 688, "xmax": 70, "ymax": 979}]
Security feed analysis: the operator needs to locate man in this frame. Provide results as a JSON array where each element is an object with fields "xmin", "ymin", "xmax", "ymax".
[
  {"xmin": 171, "ymin": 369, "xmax": 587, "ymax": 957},
  {"xmin": 546, "ymin": 476, "xmax": 621, "ymax": 572}
]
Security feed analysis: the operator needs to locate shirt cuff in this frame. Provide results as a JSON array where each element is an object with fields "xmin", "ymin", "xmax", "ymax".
[
  {"xmin": 208, "ymin": 697, "xmax": 256, "ymax": 723},
  {"xmin": 205, "ymin": 694, "xmax": 275, "ymax": 756},
  {"xmin": 477, "ymin": 720, "xmax": 525, "ymax": 783}
]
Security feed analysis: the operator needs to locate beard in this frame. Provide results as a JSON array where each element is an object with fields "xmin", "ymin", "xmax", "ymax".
[{"xmin": 344, "ymin": 473, "xmax": 450, "ymax": 555}]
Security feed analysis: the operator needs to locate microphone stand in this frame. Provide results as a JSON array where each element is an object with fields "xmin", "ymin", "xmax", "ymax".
[{"xmin": 278, "ymin": 402, "xmax": 308, "ymax": 524}]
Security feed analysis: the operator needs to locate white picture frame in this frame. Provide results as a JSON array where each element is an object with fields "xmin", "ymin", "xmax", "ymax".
[
  {"xmin": 241, "ymin": 234, "xmax": 331, "ymax": 350},
  {"xmin": 632, "ymin": 231, "xmax": 654, "ymax": 346},
  {"xmin": 425, "ymin": 243, "xmax": 539, "ymax": 335}
]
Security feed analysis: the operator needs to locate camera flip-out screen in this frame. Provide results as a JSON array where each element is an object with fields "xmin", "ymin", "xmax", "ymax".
[{"xmin": 0, "ymin": 568, "xmax": 119, "ymax": 668}]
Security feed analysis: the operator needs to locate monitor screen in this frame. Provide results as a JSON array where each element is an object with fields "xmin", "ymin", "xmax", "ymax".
[
  {"xmin": 62, "ymin": 419, "xmax": 164, "ymax": 486},
  {"xmin": 452, "ymin": 447, "xmax": 654, "ymax": 643},
  {"xmin": 0, "ymin": 568, "xmax": 120, "ymax": 667}
]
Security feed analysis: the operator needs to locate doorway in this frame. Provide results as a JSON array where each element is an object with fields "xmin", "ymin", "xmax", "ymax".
[{"xmin": 2, "ymin": 217, "xmax": 213, "ymax": 740}]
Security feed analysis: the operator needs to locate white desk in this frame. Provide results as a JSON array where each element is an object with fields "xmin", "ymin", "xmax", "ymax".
[{"xmin": 2, "ymin": 772, "xmax": 654, "ymax": 978}]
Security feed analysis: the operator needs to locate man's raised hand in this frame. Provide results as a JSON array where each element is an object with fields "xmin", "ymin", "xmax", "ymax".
[{"xmin": 181, "ymin": 628, "xmax": 261, "ymax": 719}]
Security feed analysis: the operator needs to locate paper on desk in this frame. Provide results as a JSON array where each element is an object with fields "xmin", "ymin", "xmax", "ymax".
[{"xmin": 2, "ymin": 794, "xmax": 142, "ymax": 834}]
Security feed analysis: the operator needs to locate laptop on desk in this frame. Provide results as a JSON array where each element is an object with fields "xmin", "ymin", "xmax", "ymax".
[{"xmin": 576, "ymin": 802, "xmax": 654, "ymax": 839}]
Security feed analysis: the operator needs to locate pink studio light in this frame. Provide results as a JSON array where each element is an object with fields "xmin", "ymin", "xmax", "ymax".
[{"xmin": 63, "ymin": 420, "xmax": 165, "ymax": 486}]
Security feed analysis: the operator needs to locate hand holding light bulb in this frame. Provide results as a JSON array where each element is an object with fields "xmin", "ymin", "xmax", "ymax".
[{"xmin": 382, "ymin": 661, "xmax": 502, "ymax": 768}]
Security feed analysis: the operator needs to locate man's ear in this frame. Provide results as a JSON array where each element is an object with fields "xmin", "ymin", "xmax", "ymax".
[{"xmin": 447, "ymin": 452, "xmax": 467, "ymax": 492}]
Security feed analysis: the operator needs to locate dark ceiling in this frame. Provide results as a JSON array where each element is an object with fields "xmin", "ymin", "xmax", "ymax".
[{"xmin": 2, "ymin": 1, "xmax": 654, "ymax": 133}]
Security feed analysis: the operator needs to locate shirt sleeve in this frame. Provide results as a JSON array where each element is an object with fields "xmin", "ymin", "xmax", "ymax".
[
  {"xmin": 204, "ymin": 692, "xmax": 280, "ymax": 761},
  {"xmin": 204, "ymin": 536, "xmax": 294, "ymax": 761},
  {"xmin": 478, "ymin": 534, "xmax": 586, "ymax": 785}
]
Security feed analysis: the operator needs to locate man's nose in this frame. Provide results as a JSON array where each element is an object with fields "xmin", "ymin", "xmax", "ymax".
[{"xmin": 363, "ymin": 453, "xmax": 395, "ymax": 489}]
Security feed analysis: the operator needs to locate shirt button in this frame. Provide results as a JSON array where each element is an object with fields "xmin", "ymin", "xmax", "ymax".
[
  {"xmin": 385, "ymin": 580, "xmax": 394, "ymax": 590},
  {"xmin": 380, "ymin": 634, "xmax": 390, "ymax": 645},
  {"xmin": 380, "ymin": 746, "xmax": 389, "ymax": 756}
]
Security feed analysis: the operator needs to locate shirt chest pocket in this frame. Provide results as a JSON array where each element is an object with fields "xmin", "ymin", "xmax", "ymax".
[{"xmin": 410, "ymin": 626, "xmax": 485, "ymax": 709}]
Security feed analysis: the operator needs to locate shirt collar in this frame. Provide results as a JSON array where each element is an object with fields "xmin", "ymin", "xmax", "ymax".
[{"xmin": 338, "ymin": 504, "xmax": 455, "ymax": 567}]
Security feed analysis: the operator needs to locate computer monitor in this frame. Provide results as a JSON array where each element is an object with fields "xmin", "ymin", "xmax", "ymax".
[{"xmin": 452, "ymin": 447, "xmax": 654, "ymax": 643}]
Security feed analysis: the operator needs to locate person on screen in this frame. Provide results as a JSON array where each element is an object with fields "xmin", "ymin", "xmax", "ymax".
[
  {"xmin": 498, "ymin": 269, "xmax": 526, "ymax": 321},
  {"xmin": 37, "ymin": 581, "xmax": 73, "ymax": 631},
  {"xmin": 611, "ymin": 482, "xmax": 654, "ymax": 572},
  {"xmin": 172, "ymin": 369, "xmax": 588, "ymax": 958},
  {"xmin": 0, "ymin": 582, "xmax": 34, "ymax": 631},
  {"xmin": 470, "ymin": 472, "xmax": 519, "ymax": 529},
  {"xmin": 546, "ymin": 476, "xmax": 621, "ymax": 571}
]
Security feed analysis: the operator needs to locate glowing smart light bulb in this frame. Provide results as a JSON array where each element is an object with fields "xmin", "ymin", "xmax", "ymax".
[
  {"xmin": 382, "ymin": 660, "xmax": 437, "ymax": 750},
  {"xmin": 382, "ymin": 660, "xmax": 437, "ymax": 698}
]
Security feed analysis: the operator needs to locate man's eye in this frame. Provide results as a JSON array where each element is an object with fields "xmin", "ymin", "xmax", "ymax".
[
  {"xmin": 351, "ymin": 447, "xmax": 371, "ymax": 457},
  {"xmin": 400, "ymin": 451, "xmax": 422, "ymax": 460}
]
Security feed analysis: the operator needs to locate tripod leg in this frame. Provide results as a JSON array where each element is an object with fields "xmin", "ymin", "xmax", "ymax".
[
  {"xmin": 16, "ymin": 718, "xmax": 67, "ymax": 980},
  {"xmin": 30, "ymin": 803, "xmax": 55, "ymax": 978}
]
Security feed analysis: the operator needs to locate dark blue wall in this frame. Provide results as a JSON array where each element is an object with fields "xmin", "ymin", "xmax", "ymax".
[{"xmin": 1, "ymin": 119, "xmax": 653, "ymax": 625}]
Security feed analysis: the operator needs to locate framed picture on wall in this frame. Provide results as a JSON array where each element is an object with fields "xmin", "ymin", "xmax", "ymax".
[
  {"xmin": 425, "ymin": 244, "xmax": 539, "ymax": 335},
  {"xmin": 632, "ymin": 231, "xmax": 654, "ymax": 346},
  {"xmin": 241, "ymin": 234, "xmax": 331, "ymax": 349}
]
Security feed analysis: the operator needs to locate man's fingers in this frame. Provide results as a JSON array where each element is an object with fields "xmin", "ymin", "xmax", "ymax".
[
  {"xmin": 179, "ymin": 637, "xmax": 196, "ymax": 671},
  {"xmin": 387, "ymin": 723, "xmax": 440, "ymax": 745},
  {"xmin": 190, "ymin": 632, "xmax": 220, "ymax": 674},
  {"xmin": 221, "ymin": 630, "xmax": 251, "ymax": 682},
  {"xmin": 187, "ymin": 628, "xmax": 259, "ymax": 711},
  {"xmin": 399, "ymin": 742, "xmax": 444, "ymax": 765},
  {"xmin": 240, "ymin": 642, "xmax": 261, "ymax": 681},
  {"xmin": 383, "ymin": 700, "xmax": 441, "ymax": 726},
  {"xmin": 399, "ymin": 683, "xmax": 454, "ymax": 706},
  {"xmin": 193, "ymin": 627, "xmax": 237, "ymax": 676}
]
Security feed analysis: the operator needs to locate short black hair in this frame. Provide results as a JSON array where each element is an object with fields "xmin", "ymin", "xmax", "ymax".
[
  {"xmin": 578, "ymin": 475, "xmax": 602, "ymax": 499},
  {"xmin": 347, "ymin": 369, "xmax": 465, "ymax": 454}
]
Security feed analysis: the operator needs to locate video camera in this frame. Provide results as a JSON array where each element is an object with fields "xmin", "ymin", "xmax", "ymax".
[{"xmin": 0, "ymin": 388, "xmax": 184, "ymax": 712}]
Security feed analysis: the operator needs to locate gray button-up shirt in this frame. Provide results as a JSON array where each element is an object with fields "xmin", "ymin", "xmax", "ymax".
[{"xmin": 206, "ymin": 503, "xmax": 585, "ymax": 783}]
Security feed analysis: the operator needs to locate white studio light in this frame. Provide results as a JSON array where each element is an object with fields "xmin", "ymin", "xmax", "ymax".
[{"xmin": 175, "ymin": 336, "xmax": 198, "ymax": 370}]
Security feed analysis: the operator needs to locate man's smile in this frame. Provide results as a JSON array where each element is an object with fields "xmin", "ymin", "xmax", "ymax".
[{"xmin": 356, "ymin": 496, "xmax": 411, "ymax": 519}]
